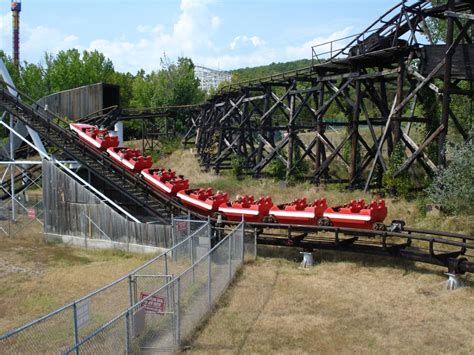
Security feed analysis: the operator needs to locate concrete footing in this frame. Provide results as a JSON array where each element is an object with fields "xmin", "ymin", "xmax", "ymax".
[
  {"xmin": 44, "ymin": 233, "xmax": 166, "ymax": 254},
  {"xmin": 445, "ymin": 273, "xmax": 464, "ymax": 290},
  {"xmin": 300, "ymin": 252, "xmax": 314, "ymax": 269}
]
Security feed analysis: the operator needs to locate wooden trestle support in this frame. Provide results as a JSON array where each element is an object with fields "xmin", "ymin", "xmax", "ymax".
[{"xmin": 182, "ymin": 0, "xmax": 473, "ymax": 189}]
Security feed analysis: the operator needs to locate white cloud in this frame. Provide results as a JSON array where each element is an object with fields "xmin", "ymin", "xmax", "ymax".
[
  {"xmin": 229, "ymin": 35, "xmax": 265, "ymax": 50},
  {"xmin": 87, "ymin": 0, "xmax": 221, "ymax": 72},
  {"xmin": 285, "ymin": 27, "xmax": 353, "ymax": 61},
  {"xmin": 211, "ymin": 16, "xmax": 221, "ymax": 29},
  {"xmin": 0, "ymin": 4, "xmax": 358, "ymax": 73},
  {"xmin": 136, "ymin": 24, "xmax": 164, "ymax": 35},
  {"xmin": 23, "ymin": 26, "xmax": 81, "ymax": 58}
]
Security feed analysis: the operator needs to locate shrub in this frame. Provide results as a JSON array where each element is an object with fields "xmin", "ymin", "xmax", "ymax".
[
  {"xmin": 382, "ymin": 142, "xmax": 413, "ymax": 198},
  {"xmin": 231, "ymin": 156, "xmax": 246, "ymax": 179},
  {"xmin": 268, "ymin": 159, "xmax": 286, "ymax": 181},
  {"xmin": 426, "ymin": 139, "xmax": 474, "ymax": 214}
]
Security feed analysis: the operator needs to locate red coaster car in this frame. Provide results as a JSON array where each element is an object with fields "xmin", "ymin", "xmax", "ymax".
[
  {"xmin": 70, "ymin": 123, "xmax": 119, "ymax": 151},
  {"xmin": 107, "ymin": 147, "xmax": 152, "ymax": 173},
  {"xmin": 219, "ymin": 195, "xmax": 273, "ymax": 223},
  {"xmin": 141, "ymin": 168, "xmax": 189, "ymax": 196},
  {"xmin": 269, "ymin": 197, "xmax": 327, "ymax": 225},
  {"xmin": 177, "ymin": 188, "xmax": 228, "ymax": 215},
  {"xmin": 321, "ymin": 199, "xmax": 387, "ymax": 230}
]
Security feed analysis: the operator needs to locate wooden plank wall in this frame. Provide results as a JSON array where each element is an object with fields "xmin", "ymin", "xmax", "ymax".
[
  {"xmin": 37, "ymin": 83, "xmax": 120, "ymax": 121},
  {"xmin": 42, "ymin": 160, "xmax": 172, "ymax": 247},
  {"xmin": 422, "ymin": 44, "xmax": 474, "ymax": 80}
]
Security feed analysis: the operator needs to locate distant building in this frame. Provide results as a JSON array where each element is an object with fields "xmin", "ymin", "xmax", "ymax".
[{"xmin": 195, "ymin": 65, "xmax": 232, "ymax": 91}]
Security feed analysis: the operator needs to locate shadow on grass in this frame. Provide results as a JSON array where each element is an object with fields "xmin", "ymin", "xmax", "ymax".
[{"xmin": 256, "ymin": 245, "xmax": 473, "ymax": 282}]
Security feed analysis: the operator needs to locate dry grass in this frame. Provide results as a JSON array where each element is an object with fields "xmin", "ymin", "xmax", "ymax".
[
  {"xmin": 156, "ymin": 150, "xmax": 474, "ymax": 351},
  {"xmin": 157, "ymin": 148, "xmax": 473, "ymax": 235},
  {"xmin": 0, "ymin": 223, "xmax": 153, "ymax": 334},
  {"xmin": 187, "ymin": 253, "xmax": 474, "ymax": 354}
]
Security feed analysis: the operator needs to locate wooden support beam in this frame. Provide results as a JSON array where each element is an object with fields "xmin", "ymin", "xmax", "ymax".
[
  {"xmin": 314, "ymin": 129, "xmax": 354, "ymax": 179},
  {"xmin": 394, "ymin": 125, "xmax": 444, "ymax": 177},
  {"xmin": 253, "ymin": 134, "xmax": 289, "ymax": 173},
  {"xmin": 258, "ymin": 85, "xmax": 294, "ymax": 123},
  {"xmin": 286, "ymin": 82, "xmax": 296, "ymax": 180},
  {"xmin": 219, "ymin": 95, "xmax": 245, "ymax": 124},
  {"xmin": 350, "ymin": 78, "xmax": 361, "ymax": 183},
  {"xmin": 449, "ymin": 108, "xmax": 469, "ymax": 141}
]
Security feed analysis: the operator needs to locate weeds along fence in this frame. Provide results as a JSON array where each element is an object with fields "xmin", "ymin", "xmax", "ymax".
[
  {"xmin": 62, "ymin": 222, "xmax": 252, "ymax": 354},
  {"xmin": 0, "ymin": 219, "xmax": 216, "ymax": 354}
]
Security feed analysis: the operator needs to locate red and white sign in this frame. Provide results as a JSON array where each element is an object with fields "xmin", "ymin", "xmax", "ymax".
[
  {"xmin": 27, "ymin": 208, "xmax": 36, "ymax": 220},
  {"xmin": 139, "ymin": 292, "xmax": 165, "ymax": 314}
]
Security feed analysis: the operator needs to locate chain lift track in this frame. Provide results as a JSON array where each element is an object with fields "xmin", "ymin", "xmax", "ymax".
[{"xmin": 0, "ymin": 82, "xmax": 189, "ymax": 223}]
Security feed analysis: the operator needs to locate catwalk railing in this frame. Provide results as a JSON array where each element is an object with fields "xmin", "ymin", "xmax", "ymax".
[{"xmin": 0, "ymin": 219, "xmax": 218, "ymax": 354}]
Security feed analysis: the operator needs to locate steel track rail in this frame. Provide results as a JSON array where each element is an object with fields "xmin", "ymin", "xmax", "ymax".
[{"xmin": 217, "ymin": 221, "xmax": 474, "ymax": 274}]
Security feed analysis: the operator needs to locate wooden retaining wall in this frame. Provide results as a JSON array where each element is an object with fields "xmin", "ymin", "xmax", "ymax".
[{"xmin": 42, "ymin": 160, "xmax": 171, "ymax": 247}]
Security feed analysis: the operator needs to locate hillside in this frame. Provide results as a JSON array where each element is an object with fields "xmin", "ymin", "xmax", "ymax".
[{"xmin": 230, "ymin": 59, "xmax": 312, "ymax": 83}]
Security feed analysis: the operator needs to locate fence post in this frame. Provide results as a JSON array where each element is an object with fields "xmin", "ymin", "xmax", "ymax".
[
  {"xmin": 241, "ymin": 222, "xmax": 245, "ymax": 265},
  {"xmin": 176, "ymin": 278, "xmax": 181, "ymax": 345},
  {"xmin": 207, "ymin": 216, "xmax": 211, "ymax": 250},
  {"xmin": 124, "ymin": 310, "xmax": 130, "ymax": 355},
  {"xmin": 172, "ymin": 216, "xmax": 178, "ymax": 262},
  {"xmin": 228, "ymin": 233, "xmax": 232, "ymax": 283},
  {"xmin": 191, "ymin": 233, "xmax": 196, "ymax": 282},
  {"xmin": 128, "ymin": 275, "xmax": 134, "ymax": 307},
  {"xmin": 208, "ymin": 252, "xmax": 212, "ymax": 308},
  {"xmin": 254, "ymin": 228, "xmax": 258, "ymax": 260},
  {"xmin": 72, "ymin": 302, "xmax": 79, "ymax": 355},
  {"xmin": 187, "ymin": 210, "xmax": 191, "ymax": 236},
  {"xmin": 164, "ymin": 252, "xmax": 172, "ymax": 313},
  {"xmin": 128, "ymin": 275, "xmax": 135, "ymax": 335}
]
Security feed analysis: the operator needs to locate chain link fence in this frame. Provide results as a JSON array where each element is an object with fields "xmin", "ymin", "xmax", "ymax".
[
  {"xmin": 62, "ymin": 222, "xmax": 255, "ymax": 354},
  {"xmin": 0, "ymin": 218, "xmax": 210, "ymax": 354},
  {"xmin": 0, "ymin": 189, "xmax": 44, "ymax": 239}
]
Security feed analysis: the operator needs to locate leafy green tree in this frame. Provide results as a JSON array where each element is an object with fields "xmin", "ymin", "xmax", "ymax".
[{"xmin": 20, "ymin": 62, "xmax": 48, "ymax": 100}]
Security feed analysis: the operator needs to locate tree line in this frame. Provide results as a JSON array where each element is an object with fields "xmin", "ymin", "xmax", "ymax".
[{"xmin": 0, "ymin": 49, "xmax": 206, "ymax": 109}]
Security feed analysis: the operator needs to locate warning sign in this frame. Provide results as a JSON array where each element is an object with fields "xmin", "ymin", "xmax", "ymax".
[
  {"xmin": 76, "ymin": 300, "xmax": 90, "ymax": 329},
  {"xmin": 139, "ymin": 292, "xmax": 165, "ymax": 314}
]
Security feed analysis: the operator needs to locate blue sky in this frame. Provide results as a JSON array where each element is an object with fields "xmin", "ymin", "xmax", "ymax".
[{"xmin": 0, "ymin": 0, "xmax": 393, "ymax": 73}]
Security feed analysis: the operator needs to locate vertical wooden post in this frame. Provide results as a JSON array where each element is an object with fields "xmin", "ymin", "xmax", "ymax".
[
  {"xmin": 286, "ymin": 81, "xmax": 296, "ymax": 181},
  {"xmin": 240, "ymin": 91, "xmax": 249, "ymax": 158},
  {"xmin": 313, "ymin": 81, "xmax": 323, "ymax": 183},
  {"xmin": 438, "ymin": 0, "xmax": 455, "ymax": 167},
  {"xmin": 380, "ymin": 72, "xmax": 393, "ymax": 156},
  {"xmin": 393, "ymin": 57, "xmax": 405, "ymax": 147},
  {"xmin": 350, "ymin": 78, "xmax": 361, "ymax": 183},
  {"xmin": 257, "ymin": 85, "xmax": 271, "ymax": 170}
]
